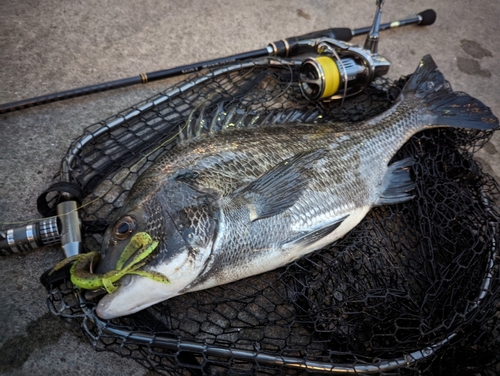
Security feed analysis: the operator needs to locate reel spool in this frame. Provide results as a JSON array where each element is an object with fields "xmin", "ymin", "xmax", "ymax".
[
  {"xmin": 299, "ymin": 46, "xmax": 390, "ymax": 101},
  {"xmin": 299, "ymin": 52, "xmax": 383, "ymax": 101},
  {"xmin": 300, "ymin": 0, "xmax": 390, "ymax": 102}
]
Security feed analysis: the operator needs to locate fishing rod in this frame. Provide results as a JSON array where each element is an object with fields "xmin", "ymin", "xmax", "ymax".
[
  {"xmin": 0, "ymin": 9, "xmax": 435, "ymax": 114},
  {"xmin": 0, "ymin": 3, "xmax": 436, "ymax": 257}
]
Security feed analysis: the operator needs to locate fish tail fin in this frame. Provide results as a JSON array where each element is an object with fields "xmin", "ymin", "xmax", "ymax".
[{"xmin": 403, "ymin": 55, "xmax": 498, "ymax": 130}]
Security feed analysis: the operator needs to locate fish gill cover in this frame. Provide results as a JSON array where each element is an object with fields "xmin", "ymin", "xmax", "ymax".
[{"xmin": 42, "ymin": 58, "xmax": 500, "ymax": 375}]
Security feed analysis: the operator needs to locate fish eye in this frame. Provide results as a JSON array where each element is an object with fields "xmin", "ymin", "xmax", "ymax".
[{"xmin": 113, "ymin": 216, "xmax": 136, "ymax": 240}]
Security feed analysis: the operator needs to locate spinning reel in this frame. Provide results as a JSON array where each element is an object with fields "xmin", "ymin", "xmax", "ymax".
[
  {"xmin": 299, "ymin": 39, "xmax": 390, "ymax": 101},
  {"xmin": 299, "ymin": 0, "xmax": 391, "ymax": 101}
]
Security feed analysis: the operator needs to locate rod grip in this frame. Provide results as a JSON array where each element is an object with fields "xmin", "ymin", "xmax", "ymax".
[
  {"xmin": 418, "ymin": 9, "xmax": 436, "ymax": 26},
  {"xmin": 289, "ymin": 27, "xmax": 353, "ymax": 42},
  {"xmin": 269, "ymin": 28, "xmax": 353, "ymax": 58}
]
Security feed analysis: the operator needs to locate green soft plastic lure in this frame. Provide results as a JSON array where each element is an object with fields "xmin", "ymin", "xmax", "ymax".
[{"xmin": 51, "ymin": 232, "xmax": 170, "ymax": 294}]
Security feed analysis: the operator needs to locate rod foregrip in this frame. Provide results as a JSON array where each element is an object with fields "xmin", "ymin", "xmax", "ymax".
[
  {"xmin": 268, "ymin": 28, "xmax": 353, "ymax": 58},
  {"xmin": 288, "ymin": 27, "xmax": 353, "ymax": 43}
]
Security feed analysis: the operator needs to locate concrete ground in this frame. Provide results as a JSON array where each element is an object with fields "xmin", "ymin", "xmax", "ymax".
[{"xmin": 0, "ymin": 0, "xmax": 498, "ymax": 375}]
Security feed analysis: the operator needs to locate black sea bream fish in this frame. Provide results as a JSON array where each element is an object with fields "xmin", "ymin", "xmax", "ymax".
[{"xmin": 95, "ymin": 55, "xmax": 498, "ymax": 319}]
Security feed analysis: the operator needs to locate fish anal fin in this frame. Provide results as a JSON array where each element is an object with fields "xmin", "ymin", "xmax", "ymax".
[
  {"xmin": 232, "ymin": 149, "xmax": 327, "ymax": 221},
  {"xmin": 377, "ymin": 157, "xmax": 416, "ymax": 205}
]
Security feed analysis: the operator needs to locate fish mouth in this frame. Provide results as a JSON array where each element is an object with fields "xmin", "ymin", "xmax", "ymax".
[
  {"xmin": 95, "ymin": 274, "xmax": 179, "ymax": 319},
  {"xmin": 84, "ymin": 288, "xmax": 106, "ymax": 300},
  {"xmin": 95, "ymin": 236, "xmax": 125, "ymax": 275},
  {"xmin": 96, "ymin": 231, "xmax": 153, "ymax": 275},
  {"xmin": 93, "ymin": 232, "xmax": 212, "ymax": 319},
  {"xmin": 84, "ymin": 275, "xmax": 132, "ymax": 300},
  {"xmin": 75, "ymin": 231, "xmax": 164, "ymax": 303}
]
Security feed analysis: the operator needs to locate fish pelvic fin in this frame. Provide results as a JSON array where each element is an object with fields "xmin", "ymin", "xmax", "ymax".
[
  {"xmin": 231, "ymin": 148, "xmax": 327, "ymax": 221},
  {"xmin": 377, "ymin": 157, "xmax": 416, "ymax": 205},
  {"xmin": 283, "ymin": 214, "xmax": 349, "ymax": 250},
  {"xmin": 404, "ymin": 55, "xmax": 498, "ymax": 130}
]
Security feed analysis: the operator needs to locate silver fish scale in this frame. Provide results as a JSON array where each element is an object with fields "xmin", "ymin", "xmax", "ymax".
[
  {"xmin": 158, "ymin": 99, "xmax": 432, "ymax": 289},
  {"xmin": 143, "ymin": 196, "xmax": 165, "ymax": 243}
]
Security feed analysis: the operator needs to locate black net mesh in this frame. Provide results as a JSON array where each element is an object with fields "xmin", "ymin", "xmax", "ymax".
[{"xmin": 42, "ymin": 57, "xmax": 500, "ymax": 375}]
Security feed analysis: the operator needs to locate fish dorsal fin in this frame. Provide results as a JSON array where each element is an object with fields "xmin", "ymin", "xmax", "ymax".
[
  {"xmin": 178, "ymin": 103, "xmax": 258, "ymax": 146},
  {"xmin": 231, "ymin": 149, "xmax": 327, "ymax": 221}
]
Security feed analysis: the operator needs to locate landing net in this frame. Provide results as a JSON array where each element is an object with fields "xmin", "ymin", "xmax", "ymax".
[{"xmin": 42, "ymin": 57, "xmax": 500, "ymax": 375}]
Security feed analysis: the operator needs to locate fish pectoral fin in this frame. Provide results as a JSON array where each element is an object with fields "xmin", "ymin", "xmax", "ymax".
[
  {"xmin": 231, "ymin": 148, "xmax": 327, "ymax": 221},
  {"xmin": 284, "ymin": 215, "xmax": 349, "ymax": 250},
  {"xmin": 377, "ymin": 157, "xmax": 416, "ymax": 205}
]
